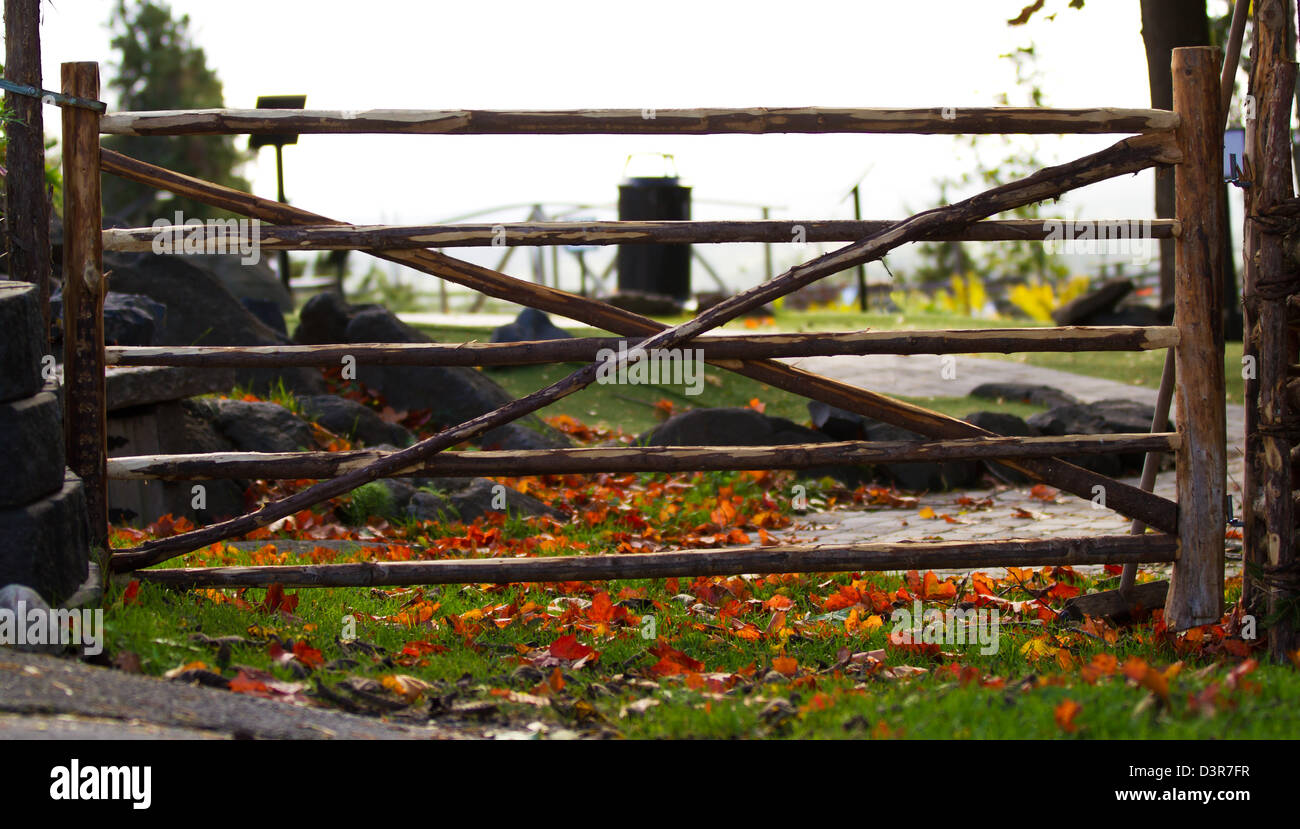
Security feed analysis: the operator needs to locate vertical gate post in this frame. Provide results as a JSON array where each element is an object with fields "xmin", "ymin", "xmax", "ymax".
[
  {"xmin": 1167, "ymin": 46, "xmax": 1227, "ymax": 630},
  {"xmin": 60, "ymin": 62, "xmax": 107, "ymax": 571}
]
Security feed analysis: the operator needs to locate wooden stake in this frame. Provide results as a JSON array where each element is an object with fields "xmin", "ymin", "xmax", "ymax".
[
  {"xmin": 1167, "ymin": 47, "xmax": 1227, "ymax": 630},
  {"xmin": 60, "ymin": 62, "xmax": 108, "ymax": 572},
  {"xmin": 133, "ymin": 534, "xmax": 1178, "ymax": 590}
]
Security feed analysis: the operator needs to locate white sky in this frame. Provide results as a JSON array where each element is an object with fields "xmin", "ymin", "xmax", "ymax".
[{"xmin": 33, "ymin": 0, "xmax": 1242, "ymax": 296}]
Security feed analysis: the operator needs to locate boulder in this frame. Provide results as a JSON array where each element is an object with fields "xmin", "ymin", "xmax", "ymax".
[
  {"xmin": 241, "ymin": 298, "xmax": 287, "ymax": 335},
  {"xmin": 1050, "ymin": 278, "xmax": 1133, "ymax": 325},
  {"xmin": 491, "ymin": 308, "xmax": 572, "ymax": 343},
  {"xmin": 51, "ymin": 290, "xmax": 167, "ymax": 349},
  {"xmin": 963, "ymin": 411, "xmax": 1038, "ymax": 485},
  {"xmin": 0, "ymin": 472, "xmax": 89, "ymax": 605},
  {"xmin": 0, "ymin": 585, "xmax": 64, "ymax": 654},
  {"xmin": 298, "ymin": 394, "xmax": 413, "ymax": 448},
  {"xmin": 342, "ymin": 306, "xmax": 570, "ymax": 450},
  {"xmin": 190, "ymin": 398, "xmax": 316, "ymax": 454},
  {"xmin": 970, "ymin": 382, "xmax": 1079, "ymax": 410},
  {"xmin": 185, "ymin": 253, "xmax": 293, "ymax": 312},
  {"xmin": 859, "ymin": 421, "xmax": 982, "ymax": 492},
  {"xmin": 645, "ymin": 407, "xmax": 868, "ymax": 486},
  {"xmin": 406, "ymin": 478, "xmax": 564, "ymax": 524},
  {"xmin": 103, "ymin": 252, "xmax": 325, "ymax": 395},
  {"xmin": 1028, "ymin": 398, "xmax": 1168, "ymax": 475},
  {"xmin": 294, "ymin": 291, "xmax": 364, "ymax": 345}
]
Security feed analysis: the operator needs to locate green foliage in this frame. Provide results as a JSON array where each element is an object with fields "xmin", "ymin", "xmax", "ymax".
[
  {"xmin": 340, "ymin": 481, "xmax": 397, "ymax": 526},
  {"xmin": 101, "ymin": 0, "xmax": 249, "ymax": 224}
]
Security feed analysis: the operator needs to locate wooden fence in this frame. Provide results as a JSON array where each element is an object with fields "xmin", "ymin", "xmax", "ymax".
[{"xmin": 53, "ymin": 47, "xmax": 1231, "ymax": 630}]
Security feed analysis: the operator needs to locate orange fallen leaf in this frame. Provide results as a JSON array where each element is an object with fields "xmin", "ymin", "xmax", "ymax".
[{"xmin": 1054, "ymin": 699, "xmax": 1081, "ymax": 733}]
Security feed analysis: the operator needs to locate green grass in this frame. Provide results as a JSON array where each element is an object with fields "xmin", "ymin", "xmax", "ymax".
[{"xmin": 106, "ymin": 555, "xmax": 1297, "ymax": 740}]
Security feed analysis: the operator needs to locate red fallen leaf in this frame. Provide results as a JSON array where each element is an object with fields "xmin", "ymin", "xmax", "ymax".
[
  {"xmin": 293, "ymin": 640, "xmax": 324, "ymax": 669},
  {"xmin": 748, "ymin": 397, "xmax": 766, "ymax": 413},
  {"xmin": 549, "ymin": 634, "xmax": 596, "ymax": 661},
  {"xmin": 649, "ymin": 640, "xmax": 704, "ymax": 674},
  {"xmin": 1047, "ymin": 582, "xmax": 1081, "ymax": 601},
  {"xmin": 401, "ymin": 640, "xmax": 450, "ymax": 658},
  {"xmin": 1054, "ymin": 699, "xmax": 1081, "ymax": 733},
  {"xmin": 268, "ymin": 641, "xmax": 294, "ymax": 665},
  {"xmin": 228, "ymin": 670, "xmax": 270, "ymax": 696},
  {"xmin": 122, "ymin": 580, "xmax": 140, "ymax": 606},
  {"xmin": 260, "ymin": 583, "xmax": 299, "ymax": 615},
  {"xmin": 764, "ymin": 595, "xmax": 795, "ymax": 612},
  {"xmin": 1029, "ymin": 484, "xmax": 1059, "ymax": 502},
  {"xmin": 589, "ymin": 591, "xmax": 615, "ymax": 623},
  {"xmin": 822, "ymin": 585, "xmax": 862, "ymax": 611}
]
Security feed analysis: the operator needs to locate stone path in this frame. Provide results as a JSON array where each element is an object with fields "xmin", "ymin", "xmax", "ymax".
[{"xmin": 777, "ymin": 354, "xmax": 1244, "ymax": 576}]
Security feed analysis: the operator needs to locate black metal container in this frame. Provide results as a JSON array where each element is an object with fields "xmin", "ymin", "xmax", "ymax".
[{"xmin": 617, "ymin": 176, "xmax": 692, "ymax": 302}]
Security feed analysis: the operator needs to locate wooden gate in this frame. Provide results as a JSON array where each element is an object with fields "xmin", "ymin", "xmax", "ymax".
[{"xmin": 53, "ymin": 47, "xmax": 1229, "ymax": 630}]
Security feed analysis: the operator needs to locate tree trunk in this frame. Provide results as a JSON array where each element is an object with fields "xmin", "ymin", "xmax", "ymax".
[{"xmin": 1141, "ymin": 0, "xmax": 1212, "ymax": 304}]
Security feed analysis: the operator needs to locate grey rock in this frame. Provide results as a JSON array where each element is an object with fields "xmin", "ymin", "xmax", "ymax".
[
  {"xmin": 0, "ymin": 585, "xmax": 64, "ymax": 655},
  {"xmin": 298, "ymin": 394, "xmax": 413, "ymax": 448},
  {"xmin": 102, "ymin": 252, "xmax": 325, "ymax": 395},
  {"xmin": 186, "ymin": 253, "xmax": 294, "ymax": 312},
  {"xmin": 0, "ymin": 473, "xmax": 89, "ymax": 605},
  {"xmin": 491, "ymin": 308, "xmax": 572, "ymax": 343},
  {"xmin": 862, "ymin": 421, "xmax": 981, "ymax": 493},
  {"xmin": 964, "ymin": 411, "xmax": 1038, "ymax": 485},
  {"xmin": 1051, "ymin": 278, "xmax": 1133, "ymax": 325},
  {"xmin": 0, "ymin": 281, "xmax": 45, "ymax": 404},
  {"xmin": 51, "ymin": 290, "xmax": 167, "ymax": 349},
  {"xmin": 196, "ymin": 398, "xmax": 315, "ymax": 453},
  {"xmin": 1028, "ymin": 398, "xmax": 1168, "ymax": 475},
  {"xmin": 241, "ymin": 298, "xmax": 287, "ymax": 335},
  {"xmin": 650, "ymin": 406, "xmax": 868, "ymax": 487},
  {"xmin": 0, "ymin": 390, "xmax": 65, "ymax": 508},
  {"xmin": 970, "ymin": 382, "xmax": 1079, "ymax": 410},
  {"xmin": 406, "ymin": 479, "xmax": 563, "ymax": 524}
]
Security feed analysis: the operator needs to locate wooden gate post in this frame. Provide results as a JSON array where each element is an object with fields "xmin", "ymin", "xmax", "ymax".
[
  {"xmin": 60, "ymin": 62, "xmax": 107, "ymax": 569},
  {"xmin": 1167, "ymin": 46, "xmax": 1226, "ymax": 630}
]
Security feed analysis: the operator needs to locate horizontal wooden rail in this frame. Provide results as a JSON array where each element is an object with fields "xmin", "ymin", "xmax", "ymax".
[
  {"xmin": 107, "ymin": 433, "xmax": 1179, "ymax": 481},
  {"xmin": 101, "ymin": 218, "xmax": 1182, "ymax": 251},
  {"xmin": 126, "ymin": 535, "xmax": 1180, "ymax": 587},
  {"xmin": 98, "ymin": 107, "xmax": 1180, "ymax": 137},
  {"xmin": 105, "ymin": 326, "xmax": 1179, "ymax": 368}
]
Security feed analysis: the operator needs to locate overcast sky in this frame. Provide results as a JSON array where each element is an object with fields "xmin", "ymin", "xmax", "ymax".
[{"xmin": 34, "ymin": 0, "xmax": 1241, "ymax": 297}]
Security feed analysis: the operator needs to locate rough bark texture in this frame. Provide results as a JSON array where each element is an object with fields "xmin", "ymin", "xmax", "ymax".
[
  {"xmin": 104, "ymin": 326, "xmax": 1179, "ymax": 368},
  {"xmin": 105, "ymin": 433, "xmax": 1180, "ymax": 481},
  {"xmin": 1167, "ymin": 47, "xmax": 1227, "ymax": 631},
  {"xmin": 59, "ymin": 62, "xmax": 107, "ymax": 570},
  {"xmin": 3, "ymin": 0, "xmax": 51, "ymax": 344},
  {"xmin": 134, "ymin": 535, "xmax": 1179, "ymax": 590},
  {"xmin": 98, "ymin": 106, "xmax": 1180, "ymax": 137}
]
